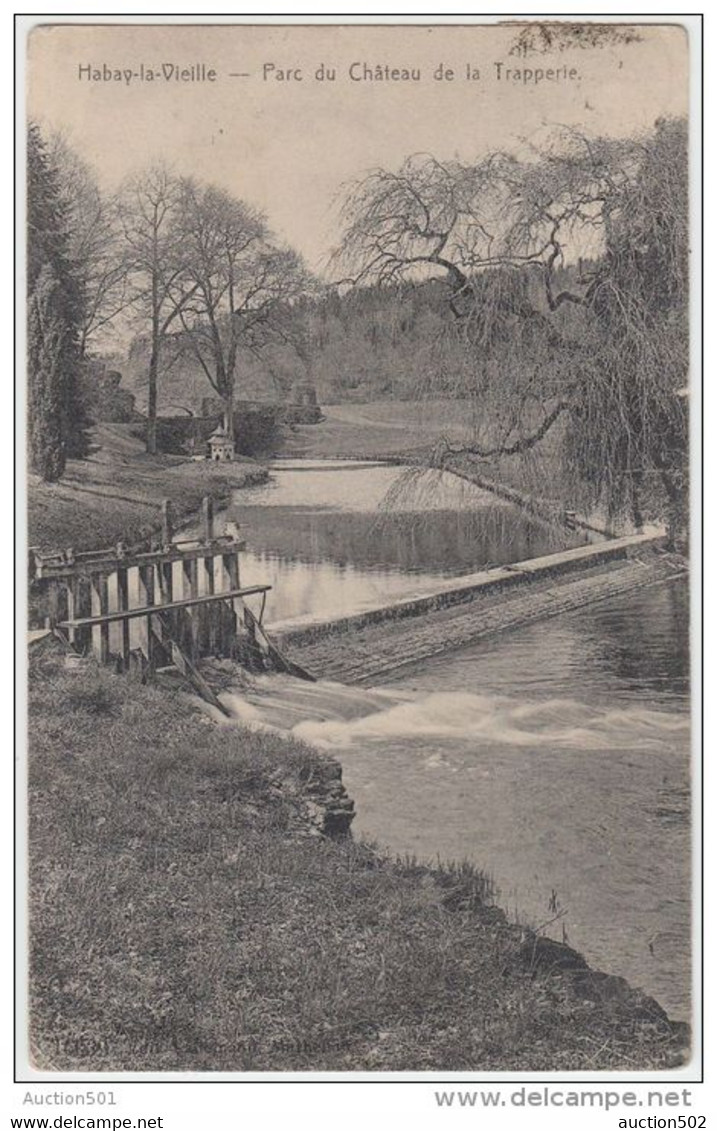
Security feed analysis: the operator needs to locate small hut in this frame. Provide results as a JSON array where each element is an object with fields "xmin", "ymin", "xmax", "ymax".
[
  {"xmin": 291, "ymin": 379, "xmax": 318, "ymax": 408},
  {"xmin": 287, "ymin": 379, "xmax": 321, "ymax": 423},
  {"xmin": 208, "ymin": 426, "xmax": 235, "ymax": 462}
]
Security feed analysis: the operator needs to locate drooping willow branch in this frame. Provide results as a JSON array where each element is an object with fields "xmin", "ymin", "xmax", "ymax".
[{"xmin": 438, "ymin": 400, "xmax": 569, "ymax": 461}]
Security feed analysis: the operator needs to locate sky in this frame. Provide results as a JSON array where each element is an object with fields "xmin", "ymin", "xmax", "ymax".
[{"xmin": 26, "ymin": 21, "xmax": 689, "ymax": 274}]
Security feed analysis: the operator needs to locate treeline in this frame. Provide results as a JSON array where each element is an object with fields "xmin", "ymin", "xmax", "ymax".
[
  {"xmin": 27, "ymin": 117, "xmax": 689, "ymax": 540},
  {"xmin": 124, "ymin": 279, "xmax": 476, "ymax": 411},
  {"xmin": 26, "ymin": 124, "xmax": 309, "ymax": 478},
  {"xmin": 125, "ymin": 266, "xmax": 587, "ymax": 414}
]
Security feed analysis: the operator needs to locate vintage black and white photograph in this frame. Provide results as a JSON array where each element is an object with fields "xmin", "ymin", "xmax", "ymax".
[{"xmin": 21, "ymin": 18, "xmax": 696, "ymax": 1076}]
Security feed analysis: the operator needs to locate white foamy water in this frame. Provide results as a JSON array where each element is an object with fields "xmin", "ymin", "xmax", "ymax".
[
  {"xmin": 219, "ymin": 579, "xmax": 691, "ymax": 1022},
  {"xmin": 290, "ymin": 691, "xmax": 688, "ymax": 752}
]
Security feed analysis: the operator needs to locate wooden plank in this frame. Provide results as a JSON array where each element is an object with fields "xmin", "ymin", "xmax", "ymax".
[
  {"xmin": 167, "ymin": 637, "xmax": 230, "ymax": 718},
  {"xmin": 116, "ymin": 566, "xmax": 131, "ymax": 668},
  {"xmin": 57, "ymin": 585, "xmax": 272, "ymax": 629},
  {"xmin": 68, "ymin": 577, "xmax": 92, "ymax": 654},
  {"xmin": 182, "ymin": 557, "xmax": 200, "ymax": 659},
  {"xmin": 244, "ymin": 603, "xmax": 316, "ymax": 682},
  {"xmin": 33, "ymin": 539, "xmax": 245, "ymax": 579},
  {"xmin": 90, "ymin": 573, "xmax": 111, "ymax": 663},
  {"xmin": 137, "ymin": 563, "xmax": 156, "ymax": 666}
]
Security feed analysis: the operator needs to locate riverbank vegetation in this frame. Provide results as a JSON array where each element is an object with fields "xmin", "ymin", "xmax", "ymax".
[
  {"xmin": 28, "ymin": 422, "xmax": 267, "ymax": 552},
  {"xmin": 29, "ymin": 653, "xmax": 688, "ymax": 1072}
]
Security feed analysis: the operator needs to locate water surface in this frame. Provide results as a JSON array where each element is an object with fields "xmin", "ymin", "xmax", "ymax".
[
  {"xmin": 225, "ymin": 461, "xmax": 587, "ymax": 627},
  {"xmin": 222, "ymin": 580, "xmax": 691, "ymax": 1021},
  {"xmin": 211, "ymin": 459, "xmax": 691, "ymax": 1020}
]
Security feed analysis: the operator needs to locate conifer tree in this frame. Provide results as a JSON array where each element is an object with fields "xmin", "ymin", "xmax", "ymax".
[
  {"xmin": 27, "ymin": 264, "xmax": 68, "ymax": 481},
  {"xmin": 27, "ymin": 122, "xmax": 87, "ymax": 479}
]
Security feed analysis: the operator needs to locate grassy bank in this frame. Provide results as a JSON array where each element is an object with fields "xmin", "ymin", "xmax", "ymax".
[
  {"xmin": 281, "ymin": 401, "xmax": 587, "ymax": 521},
  {"xmin": 28, "ymin": 423, "xmax": 268, "ymax": 553},
  {"xmin": 29, "ymin": 655, "xmax": 688, "ymax": 1072},
  {"xmin": 284, "ymin": 401, "xmax": 666, "ymax": 539},
  {"xmin": 280, "ymin": 400, "xmax": 476, "ymax": 461}
]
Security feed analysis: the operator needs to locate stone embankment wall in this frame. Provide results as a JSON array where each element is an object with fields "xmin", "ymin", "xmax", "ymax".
[
  {"xmin": 294, "ymin": 755, "xmax": 356, "ymax": 839},
  {"xmin": 275, "ymin": 534, "xmax": 686, "ymax": 685}
]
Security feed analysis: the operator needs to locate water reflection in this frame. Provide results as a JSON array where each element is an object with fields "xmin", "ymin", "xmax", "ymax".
[
  {"xmin": 226, "ymin": 462, "xmax": 587, "ymax": 627},
  {"xmin": 388, "ymin": 580, "xmax": 691, "ymax": 708}
]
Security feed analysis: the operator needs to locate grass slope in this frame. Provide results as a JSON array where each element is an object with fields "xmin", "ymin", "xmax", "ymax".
[
  {"xmin": 29, "ymin": 656, "xmax": 687, "ymax": 1072},
  {"xmin": 28, "ymin": 424, "xmax": 268, "ymax": 553},
  {"xmin": 281, "ymin": 400, "xmax": 478, "ymax": 460},
  {"xmin": 282, "ymin": 401, "xmax": 635, "ymax": 534}
]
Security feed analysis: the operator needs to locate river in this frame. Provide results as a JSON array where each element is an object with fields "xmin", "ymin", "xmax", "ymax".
[
  {"xmin": 224, "ymin": 459, "xmax": 591, "ymax": 629},
  {"xmin": 218, "ymin": 460, "xmax": 691, "ymax": 1021}
]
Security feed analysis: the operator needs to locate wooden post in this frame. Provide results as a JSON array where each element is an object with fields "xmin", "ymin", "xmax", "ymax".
[
  {"xmin": 116, "ymin": 565, "xmax": 131, "ymax": 669},
  {"xmin": 218, "ymin": 552, "xmax": 240, "ymax": 655},
  {"xmin": 137, "ymin": 563, "xmax": 156, "ymax": 667},
  {"xmin": 200, "ymin": 497, "xmax": 216, "ymax": 655},
  {"xmin": 68, "ymin": 577, "xmax": 92, "ymax": 654},
  {"xmin": 90, "ymin": 573, "xmax": 111, "ymax": 664},
  {"xmin": 202, "ymin": 552, "xmax": 216, "ymax": 596},
  {"xmin": 201, "ymin": 496, "xmax": 214, "ymax": 543},
  {"xmin": 161, "ymin": 499, "xmax": 174, "ymax": 549},
  {"xmin": 46, "ymin": 580, "xmax": 61, "ymax": 630},
  {"xmin": 220, "ymin": 551, "xmax": 239, "ymax": 593},
  {"xmin": 157, "ymin": 559, "xmax": 174, "ymax": 604},
  {"xmin": 182, "ymin": 557, "xmax": 200, "ymax": 659},
  {"xmin": 157, "ymin": 555, "xmax": 174, "ymax": 648},
  {"xmin": 203, "ymin": 554, "xmax": 217, "ymax": 654}
]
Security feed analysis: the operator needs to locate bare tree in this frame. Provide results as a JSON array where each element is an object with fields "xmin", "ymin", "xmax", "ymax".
[
  {"xmin": 49, "ymin": 133, "xmax": 129, "ymax": 356},
  {"xmin": 172, "ymin": 180, "xmax": 309, "ymax": 440},
  {"xmin": 332, "ymin": 152, "xmax": 575, "ymax": 457},
  {"xmin": 334, "ymin": 153, "xmax": 521, "ymax": 313},
  {"xmin": 117, "ymin": 165, "xmax": 196, "ymax": 454},
  {"xmin": 334, "ymin": 119, "xmax": 689, "ymax": 538}
]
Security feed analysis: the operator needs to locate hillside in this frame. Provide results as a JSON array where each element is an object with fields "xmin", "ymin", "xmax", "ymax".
[{"xmin": 121, "ymin": 272, "xmax": 583, "ymax": 414}]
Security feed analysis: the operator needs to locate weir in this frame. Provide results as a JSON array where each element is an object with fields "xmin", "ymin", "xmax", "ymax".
[
  {"xmin": 29, "ymin": 477, "xmax": 687, "ymax": 698},
  {"xmin": 274, "ymin": 532, "xmax": 687, "ymax": 685}
]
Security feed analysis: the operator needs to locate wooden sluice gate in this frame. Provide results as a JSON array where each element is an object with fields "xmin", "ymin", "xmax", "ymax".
[{"xmin": 29, "ymin": 496, "xmax": 314, "ymax": 713}]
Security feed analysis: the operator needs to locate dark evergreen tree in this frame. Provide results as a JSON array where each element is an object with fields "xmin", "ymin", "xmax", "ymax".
[
  {"xmin": 27, "ymin": 123, "xmax": 88, "ymax": 479},
  {"xmin": 27, "ymin": 265, "xmax": 69, "ymax": 480}
]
